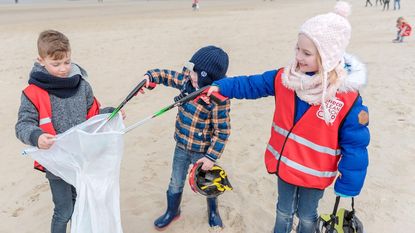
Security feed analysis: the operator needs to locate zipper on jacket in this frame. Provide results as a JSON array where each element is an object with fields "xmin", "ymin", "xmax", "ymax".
[{"xmin": 275, "ymin": 94, "xmax": 298, "ymax": 175}]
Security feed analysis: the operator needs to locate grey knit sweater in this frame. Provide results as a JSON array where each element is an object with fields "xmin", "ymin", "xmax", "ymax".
[{"xmin": 15, "ymin": 64, "xmax": 114, "ymax": 147}]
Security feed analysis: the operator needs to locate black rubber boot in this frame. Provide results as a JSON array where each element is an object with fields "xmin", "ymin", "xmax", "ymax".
[
  {"xmin": 154, "ymin": 191, "xmax": 182, "ymax": 230},
  {"xmin": 207, "ymin": 197, "xmax": 223, "ymax": 228}
]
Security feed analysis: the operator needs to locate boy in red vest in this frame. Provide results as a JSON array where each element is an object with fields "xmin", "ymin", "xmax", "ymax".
[
  {"xmin": 205, "ymin": 2, "xmax": 370, "ymax": 233},
  {"xmin": 15, "ymin": 30, "xmax": 122, "ymax": 233}
]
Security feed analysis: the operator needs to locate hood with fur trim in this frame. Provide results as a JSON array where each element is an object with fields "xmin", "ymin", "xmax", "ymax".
[{"xmin": 339, "ymin": 53, "xmax": 367, "ymax": 92}]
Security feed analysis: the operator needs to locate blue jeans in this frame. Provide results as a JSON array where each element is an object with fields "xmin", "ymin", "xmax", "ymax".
[
  {"xmin": 167, "ymin": 145, "xmax": 205, "ymax": 194},
  {"xmin": 274, "ymin": 178, "xmax": 324, "ymax": 233},
  {"xmin": 47, "ymin": 173, "xmax": 76, "ymax": 233},
  {"xmin": 394, "ymin": 0, "xmax": 400, "ymax": 10}
]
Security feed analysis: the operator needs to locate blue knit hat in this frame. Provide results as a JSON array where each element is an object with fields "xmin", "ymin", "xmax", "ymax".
[{"xmin": 188, "ymin": 45, "xmax": 229, "ymax": 88}]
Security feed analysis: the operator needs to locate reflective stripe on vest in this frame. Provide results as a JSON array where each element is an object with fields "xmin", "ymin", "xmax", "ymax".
[
  {"xmin": 271, "ymin": 122, "xmax": 341, "ymax": 156},
  {"xmin": 267, "ymin": 144, "xmax": 337, "ymax": 178},
  {"xmin": 39, "ymin": 117, "xmax": 52, "ymax": 126},
  {"xmin": 264, "ymin": 68, "xmax": 358, "ymax": 189},
  {"xmin": 23, "ymin": 84, "xmax": 100, "ymax": 172}
]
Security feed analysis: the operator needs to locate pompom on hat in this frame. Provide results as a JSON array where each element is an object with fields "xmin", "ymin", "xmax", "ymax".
[{"xmin": 299, "ymin": 1, "xmax": 351, "ymax": 72}]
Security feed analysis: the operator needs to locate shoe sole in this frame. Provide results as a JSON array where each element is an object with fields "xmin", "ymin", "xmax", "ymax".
[{"xmin": 154, "ymin": 215, "xmax": 181, "ymax": 231}]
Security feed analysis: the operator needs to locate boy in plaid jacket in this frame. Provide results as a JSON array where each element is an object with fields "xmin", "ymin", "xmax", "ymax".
[{"xmin": 143, "ymin": 45, "xmax": 231, "ymax": 229}]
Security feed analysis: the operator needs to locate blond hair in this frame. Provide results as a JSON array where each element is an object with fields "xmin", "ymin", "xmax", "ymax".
[
  {"xmin": 316, "ymin": 52, "xmax": 339, "ymax": 85},
  {"xmin": 37, "ymin": 30, "xmax": 70, "ymax": 59}
]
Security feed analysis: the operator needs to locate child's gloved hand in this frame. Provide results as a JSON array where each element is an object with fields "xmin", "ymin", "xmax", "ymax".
[
  {"xmin": 196, "ymin": 157, "xmax": 215, "ymax": 171},
  {"xmin": 38, "ymin": 133, "xmax": 55, "ymax": 149}
]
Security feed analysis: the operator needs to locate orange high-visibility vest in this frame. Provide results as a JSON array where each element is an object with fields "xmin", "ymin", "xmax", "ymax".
[
  {"xmin": 23, "ymin": 84, "xmax": 100, "ymax": 172},
  {"xmin": 264, "ymin": 69, "xmax": 358, "ymax": 189}
]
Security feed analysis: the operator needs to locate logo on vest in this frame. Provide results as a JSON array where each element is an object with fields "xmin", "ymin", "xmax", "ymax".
[{"xmin": 316, "ymin": 98, "xmax": 344, "ymax": 123}]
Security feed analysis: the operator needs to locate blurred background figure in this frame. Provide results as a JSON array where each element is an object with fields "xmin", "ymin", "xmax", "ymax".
[
  {"xmin": 393, "ymin": 17, "xmax": 411, "ymax": 43},
  {"xmin": 192, "ymin": 0, "xmax": 199, "ymax": 10},
  {"xmin": 393, "ymin": 0, "xmax": 400, "ymax": 10},
  {"xmin": 376, "ymin": 0, "xmax": 383, "ymax": 6},
  {"xmin": 365, "ymin": 0, "xmax": 373, "ymax": 7},
  {"xmin": 383, "ymin": 0, "xmax": 390, "ymax": 10}
]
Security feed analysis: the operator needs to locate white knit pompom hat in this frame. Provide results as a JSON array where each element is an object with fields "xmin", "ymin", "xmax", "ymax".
[
  {"xmin": 299, "ymin": 1, "xmax": 351, "ymax": 124},
  {"xmin": 300, "ymin": 1, "xmax": 351, "ymax": 72}
]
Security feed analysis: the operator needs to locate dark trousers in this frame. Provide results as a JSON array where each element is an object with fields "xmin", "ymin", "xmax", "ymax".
[{"xmin": 48, "ymin": 176, "xmax": 76, "ymax": 233}]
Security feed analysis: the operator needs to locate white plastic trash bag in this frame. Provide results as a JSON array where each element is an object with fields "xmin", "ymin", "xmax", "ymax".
[{"xmin": 23, "ymin": 114, "xmax": 124, "ymax": 233}]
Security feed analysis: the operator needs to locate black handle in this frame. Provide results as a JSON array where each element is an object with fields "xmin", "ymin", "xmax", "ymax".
[{"xmin": 125, "ymin": 79, "xmax": 147, "ymax": 103}]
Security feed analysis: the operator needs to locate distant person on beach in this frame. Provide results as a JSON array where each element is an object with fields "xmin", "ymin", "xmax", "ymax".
[
  {"xmin": 393, "ymin": 17, "xmax": 412, "ymax": 43},
  {"xmin": 192, "ymin": 0, "xmax": 199, "ymax": 10},
  {"xmin": 15, "ymin": 30, "xmax": 121, "ymax": 233},
  {"xmin": 204, "ymin": 2, "xmax": 370, "ymax": 232},
  {"xmin": 383, "ymin": 0, "xmax": 390, "ymax": 10},
  {"xmin": 15, "ymin": 0, "xmax": 18, "ymax": 3},
  {"xmin": 365, "ymin": 0, "xmax": 373, "ymax": 7},
  {"xmin": 393, "ymin": 0, "xmax": 400, "ymax": 10},
  {"xmin": 376, "ymin": 0, "xmax": 383, "ymax": 6}
]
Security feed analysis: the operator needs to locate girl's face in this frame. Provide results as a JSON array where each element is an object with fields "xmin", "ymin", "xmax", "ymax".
[
  {"xmin": 295, "ymin": 34, "xmax": 319, "ymax": 73},
  {"xmin": 38, "ymin": 52, "xmax": 72, "ymax": 78}
]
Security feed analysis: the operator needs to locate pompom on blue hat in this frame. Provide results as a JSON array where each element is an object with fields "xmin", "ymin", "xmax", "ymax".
[{"xmin": 188, "ymin": 45, "xmax": 229, "ymax": 88}]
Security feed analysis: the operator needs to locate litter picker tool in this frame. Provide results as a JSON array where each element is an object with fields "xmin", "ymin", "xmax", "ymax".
[
  {"xmin": 123, "ymin": 86, "xmax": 227, "ymax": 134},
  {"xmin": 94, "ymin": 79, "xmax": 156, "ymax": 133}
]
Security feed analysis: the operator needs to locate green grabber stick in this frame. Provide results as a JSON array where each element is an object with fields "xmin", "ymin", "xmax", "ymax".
[
  {"xmin": 94, "ymin": 79, "xmax": 154, "ymax": 133},
  {"xmin": 123, "ymin": 85, "xmax": 227, "ymax": 134},
  {"xmin": 108, "ymin": 79, "xmax": 150, "ymax": 120}
]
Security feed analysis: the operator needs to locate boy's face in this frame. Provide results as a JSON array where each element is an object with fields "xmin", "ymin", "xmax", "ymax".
[
  {"xmin": 37, "ymin": 52, "xmax": 71, "ymax": 78},
  {"xmin": 295, "ymin": 34, "xmax": 319, "ymax": 73},
  {"xmin": 189, "ymin": 70, "xmax": 199, "ymax": 89}
]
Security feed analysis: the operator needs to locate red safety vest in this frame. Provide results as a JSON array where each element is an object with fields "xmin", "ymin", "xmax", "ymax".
[
  {"xmin": 264, "ymin": 69, "xmax": 358, "ymax": 189},
  {"xmin": 23, "ymin": 84, "xmax": 100, "ymax": 172}
]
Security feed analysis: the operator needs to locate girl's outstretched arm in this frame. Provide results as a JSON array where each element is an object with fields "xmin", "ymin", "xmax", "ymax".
[{"xmin": 212, "ymin": 69, "xmax": 278, "ymax": 100}]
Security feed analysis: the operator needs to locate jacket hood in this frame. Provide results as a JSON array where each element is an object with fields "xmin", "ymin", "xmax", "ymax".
[{"xmin": 339, "ymin": 53, "xmax": 367, "ymax": 92}]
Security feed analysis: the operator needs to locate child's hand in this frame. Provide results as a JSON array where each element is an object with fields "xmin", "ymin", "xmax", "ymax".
[
  {"xmin": 196, "ymin": 157, "xmax": 215, "ymax": 171},
  {"xmin": 201, "ymin": 86, "xmax": 220, "ymax": 105},
  {"xmin": 144, "ymin": 75, "xmax": 150, "ymax": 88},
  {"xmin": 135, "ymin": 75, "xmax": 156, "ymax": 96},
  {"xmin": 120, "ymin": 109, "xmax": 126, "ymax": 120},
  {"xmin": 38, "ymin": 133, "xmax": 55, "ymax": 149},
  {"xmin": 144, "ymin": 75, "xmax": 157, "ymax": 90},
  {"xmin": 133, "ymin": 75, "xmax": 149, "ymax": 96}
]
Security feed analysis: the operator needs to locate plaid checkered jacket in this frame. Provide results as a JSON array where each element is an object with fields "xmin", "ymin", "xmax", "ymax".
[{"xmin": 146, "ymin": 68, "xmax": 231, "ymax": 161}]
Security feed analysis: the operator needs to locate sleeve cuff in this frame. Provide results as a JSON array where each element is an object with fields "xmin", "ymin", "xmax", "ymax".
[
  {"xmin": 145, "ymin": 71, "xmax": 155, "ymax": 82},
  {"xmin": 205, "ymin": 154, "xmax": 217, "ymax": 162},
  {"xmin": 29, "ymin": 129, "xmax": 44, "ymax": 147},
  {"xmin": 334, "ymin": 191, "xmax": 353, "ymax": 198},
  {"xmin": 100, "ymin": 107, "xmax": 115, "ymax": 114}
]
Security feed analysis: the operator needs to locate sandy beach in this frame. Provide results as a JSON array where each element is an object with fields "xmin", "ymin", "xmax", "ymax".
[{"xmin": 1, "ymin": 0, "xmax": 415, "ymax": 232}]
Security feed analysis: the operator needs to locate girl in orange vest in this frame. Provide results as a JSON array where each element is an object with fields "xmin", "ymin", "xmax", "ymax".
[
  {"xmin": 15, "ymin": 30, "xmax": 123, "ymax": 233},
  {"xmin": 393, "ymin": 17, "xmax": 412, "ymax": 43},
  {"xmin": 205, "ymin": 2, "xmax": 370, "ymax": 233}
]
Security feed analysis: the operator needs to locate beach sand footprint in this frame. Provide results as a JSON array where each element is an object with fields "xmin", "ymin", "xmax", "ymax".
[{"xmin": 10, "ymin": 181, "xmax": 49, "ymax": 217}]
